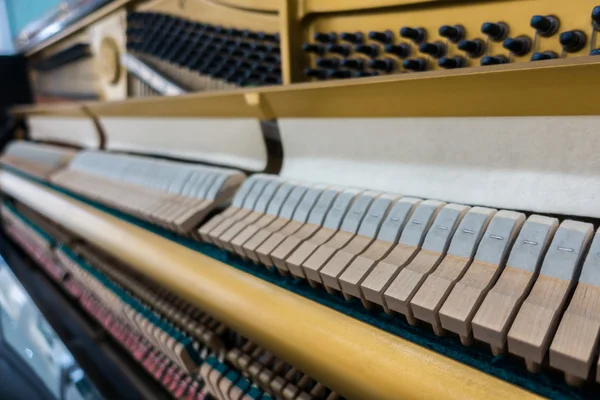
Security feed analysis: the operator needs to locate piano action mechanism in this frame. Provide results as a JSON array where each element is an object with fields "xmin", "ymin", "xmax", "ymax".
[{"xmin": 6, "ymin": 0, "xmax": 600, "ymax": 399}]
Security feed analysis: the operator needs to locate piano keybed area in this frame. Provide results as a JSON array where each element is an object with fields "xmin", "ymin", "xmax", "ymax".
[
  {"xmin": 2, "ymin": 140, "xmax": 600, "ymax": 399},
  {"xmin": 1, "ymin": 199, "xmax": 347, "ymax": 400}
]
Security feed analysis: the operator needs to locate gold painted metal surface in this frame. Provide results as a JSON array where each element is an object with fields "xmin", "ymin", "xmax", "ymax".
[
  {"xmin": 84, "ymin": 89, "xmax": 260, "ymax": 117},
  {"xmin": 210, "ymin": 0, "xmax": 280, "ymax": 13},
  {"xmin": 0, "ymin": 170, "xmax": 541, "ymax": 400},
  {"xmin": 12, "ymin": 103, "xmax": 89, "ymax": 118},
  {"xmin": 301, "ymin": 0, "xmax": 439, "ymax": 15},
  {"xmin": 13, "ymin": 56, "xmax": 599, "ymax": 118},
  {"xmin": 300, "ymin": 0, "xmax": 600, "ymax": 76},
  {"xmin": 280, "ymin": 0, "xmax": 303, "ymax": 84},
  {"xmin": 139, "ymin": 0, "xmax": 280, "ymax": 32},
  {"xmin": 262, "ymin": 57, "xmax": 600, "ymax": 117}
]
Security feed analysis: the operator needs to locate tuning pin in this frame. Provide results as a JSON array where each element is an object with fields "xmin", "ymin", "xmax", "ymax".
[
  {"xmin": 251, "ymin": 43, "xmax": 268, "ymax": 52},
  {"xmin": 402, "ymin": 58, "xmax": 427, "ymax": 72},
  {"xmin": 304, "ymin": 68, "xmax": 328, "ymax": 79},
  {"xmin": 340, "ymin": 32, "xmax": 364, "ymax": 44},
  {"xmin": 191, "ymin": 31, "xmax": 208, "ymax": 42},
  {"xmin": 400, "ymin": 27, "xmax": 426, "ymax": 43},
  {"xmin": 267, "ymin": 65, "xmax": 282, "ymax": 75},
  {"xmin": 224, "ymin": 71, "xmax": 241, "ymax": 85},
  {"xmin": 258, "ymin": 32, "xmax": 279, "ymax": 42},
  {"xmin": 480, "ymin": 55, "xmax": 508, "ymax": 66},
  {"xmin": 202, "ymin": 63, "xmax": 223, "ymax": 76},
  {"xmin": 328, "ymin": 44, "xmax": 352, "ymax": 56},
  {"xmin": 245, "ymin": 73, "xmax": 262, "ymax": 84},
  {"xmin": 368, "ymin": 30, "xmax": 394, "ymax": 44},
  {"xmin": 264, "ymin": 54, "xmax": 281, "ymax": 64},
  {"xmin": 126, "ymin": 12, "xmax": 137, "ymax": 24},
  {"xmin": 592, "ymin": 49, "xmax": 600, "ymax": 56},
  {"xmin": 185, "ymin": 53, "xmax": 203, "ymax": 69},
  {"xmin": 246, "ymin": 52, "xmax": 264, "ymax": 61},
  {"xmin": 503, "ymin": 36, "xmax": 532, "ymax": 56},
  {"xmin": 354, "ymin": 44, "xmax": 380, "ymax": 57},
  {"xmin": 384, "ymin": 43, "xmax": 411, "ymax": 58},
  {"xmin": 354, "ymin": 71, "xmax": 379, "ymax": 78},
  {"xmin": 234, "ymin": 76, "xmax": 251, "ymax": 86},
  {"xmin": 197, "ymin": 54, "xmax": 218, "ymax": 69},
  {"xmin": 481, "ymin": 22, "xmax": 508, "ymax": 41},
  {"xmin": 223, "ymin": 68, "xmax": 242, "ymax": 81},
  {"xmin": 221, "ymin": 59, "xmax": 237, "ymax": 69},
  {"xmin": 316, "ymin": 58, "xmax": 340, "ymax": 68},
  {"xmin": 266, "ymin": 44, "xmax": 280, "ymax": 54},
  {"xmin": 530, "ymin": 15, "xmax": 559, "ymax": 37},
  {"xmin": 230, "ymin": 48, "xmax": 245, "ymax": 57},
  {"xmin": 369, "ymin": 58, "xmax": 396, "ymax": 72},
  {"xmin": 457, "ymin": 39, "xmax": 485, "ymax": 58},
  {"xmin": 530, "ymin": 51, "xmax": 558, "ymax": 61},
  {"xmin": 328, "ymin": 70, "xmax": 353, "ymax": 79},
  {"xmin": 302, "ymin": 43, "xmax": 325, "ymax": 55},
  {"xmin": 592, "ymin": 6, "xmax": 600, "ymax": 29},
  {"xmin": 192, "ymin": 21, "xmax": 205, "ymax": 32},
  {"xmin": 204, "ymin": 24, "xmax": 217, "ymax": 33},
  {"xmin": 559, "ymin": 30, "xmax": 587, "ymax": 52},
  {"xmin": 235, "ymin": 60, "xmax": 252, "ymax": 70},
  {"xmin": 438, "ymin": 25, "xmax": 465, "ymax": 43},
  {"xmin": 253, "ymin": 64, "xmax": 270, "ymax": 73},
  {"xmin": 340, "ymin": 58, "xmax": 364, "ymax": 70},
  {"xmin": 262, "ymin": 74, "xmax": 281, "ymax": 85},
  {"xmin": 196, "ymin": 61, "xmax": 218, "ymax": 74},
  {"xmin": 438, "ymin": 56, "xmax": 465, "ymax": 69},
  {"xmin": 218, "ymin": 45, "xmax": 234, "ymax": 56},
  {"xmin": 418, "ymin": 41, "xmax": 445, "ymax": 58},
  {"xmin": 242, "ymin": 30, "xmax": 260, "ymax": 40},
  {"xmin": 211, "ymin": 37, "xmax": 226, "ymax": 46},
  {"xmin": 209, "ymin": 68, "xmax": 227, "ymax": 79},
  {"xmin": 314, "ymin": 32, "xmax": 337, "ymax": 43},
  {"xmin": 226, "ymin": 28, "xmax": 244, "ymax": 37}
]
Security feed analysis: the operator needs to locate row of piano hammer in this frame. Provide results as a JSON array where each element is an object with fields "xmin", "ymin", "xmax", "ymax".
[
  {"xmin": 0, "ymin": 163, "xmax": 347, "ymax": 400},
  {"xmin": 199, "ymin": 174, "xmax": 600, "ymax": 386},
  {"xmin": 0, "ymin": 142, "xmax": 245, "ymax": 235},
  {"xmin": 3, "ymin": 142, "xmax": 600, "ymax": 386}
]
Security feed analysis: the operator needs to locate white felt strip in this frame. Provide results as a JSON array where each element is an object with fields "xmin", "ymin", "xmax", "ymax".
[
  {"xmin": 101, "ymin": 117, "xmax": 268, "ymax": 171},
  {"xmin": 28, "ymin": 116, "xmax": 100, "ymax": 148},
  {"xmin": 278, "ymin": 116, "xmax": 600, "ymax": 218}
]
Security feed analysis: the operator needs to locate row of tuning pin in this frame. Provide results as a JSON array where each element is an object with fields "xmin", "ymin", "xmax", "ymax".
[
  {"xmin": 126, "ymin": 12, "xmax": 282, "ymax": 86},
  {"xmin": 304, "ymin": 7, "xmax": 600, "ymax": 79},
  {"xmin": 127, "ymin": 12, "xmax": 280, "ymax": 43}
]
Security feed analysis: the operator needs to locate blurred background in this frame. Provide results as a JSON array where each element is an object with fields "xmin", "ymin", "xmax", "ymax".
[
  {"xmin": 0, "ymin": 255, "xmax": 102, "ymax": 400},
  {"xmin": 0, "ymin": 0, "xmax": 66, "ymax": 54}
]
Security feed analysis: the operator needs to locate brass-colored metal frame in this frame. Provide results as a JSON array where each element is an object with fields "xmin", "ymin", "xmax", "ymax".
[
  {"xmin": 13, "ymin": 56, "xmax": 600, "ymax": 118},
  {"xmin": 24, "ymin": 0, "xmax": 600, "ymax": 91}
]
